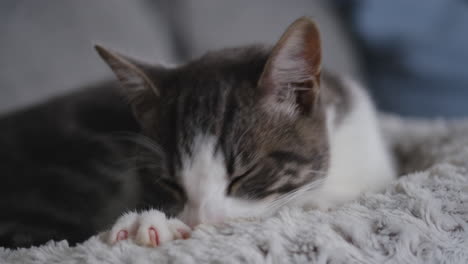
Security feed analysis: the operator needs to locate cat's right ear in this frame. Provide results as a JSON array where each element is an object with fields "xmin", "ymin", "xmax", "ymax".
[
  {"xmin": 95, "ymin": 45, "xmax": 160, "ymax": 125},
  {"xmin": 258, "ymin": 17, "xmax": 322, "ymax": 116}
]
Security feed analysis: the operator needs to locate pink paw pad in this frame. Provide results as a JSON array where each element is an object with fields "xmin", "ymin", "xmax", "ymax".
[
  {"xmin": 148, "ymin": 227, "xmax": 160, "ymax": 247},
  {"xmin": 177, "ymin": 229, "xmax": 191, "ymax": 239},
  {"xmin": 115, "ymin": 230, "xmax": 128, "ymax": 242}
]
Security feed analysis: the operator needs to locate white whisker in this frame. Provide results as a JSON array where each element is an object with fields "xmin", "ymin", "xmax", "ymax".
[
  {"xmin": 110, "ymin": 132, "xmax": 164, "ymax": 157},
  {"xmin": 260, "ymin": 178, "xmax": 326, "ymax": 216}
]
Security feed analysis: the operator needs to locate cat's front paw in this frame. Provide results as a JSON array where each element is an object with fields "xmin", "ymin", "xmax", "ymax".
[{"xmin": 105, "ymin": 209, "xmax": 191, "ymax": 247}]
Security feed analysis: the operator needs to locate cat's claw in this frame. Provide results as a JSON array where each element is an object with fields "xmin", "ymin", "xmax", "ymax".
[{"xmin": 105, "ymin": 209, "xmax": 191, "ymax": 247}]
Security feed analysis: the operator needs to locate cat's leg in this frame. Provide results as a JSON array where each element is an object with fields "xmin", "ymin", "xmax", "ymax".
[{"xmin": 104, "ymin": 209, "xmax": 191, "ymax": 247}]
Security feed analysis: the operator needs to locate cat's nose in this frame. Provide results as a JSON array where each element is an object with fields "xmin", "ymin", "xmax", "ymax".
[
  {"xmin": 179, "ymin": 202, "xmax": 227, "ymax": 228},
  {"xmin": 188, "ymin": 221, "xmax": 199, "ymax": 228},
  {"xmin": 183, "ymin": 210, "xmax": 225, "ymax": 228},
  {"xmin": 181, "ymin": 211, "xmax": 199, "ymax": 228}
]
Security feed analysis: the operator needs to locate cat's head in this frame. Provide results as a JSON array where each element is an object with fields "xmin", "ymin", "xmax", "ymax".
[{"xmin": 96, "ymin": 17, "xmax": 329, "ymax": 227}]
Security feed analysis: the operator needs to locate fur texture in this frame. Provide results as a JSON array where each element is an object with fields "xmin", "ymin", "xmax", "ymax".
[{"xmin": 2, "ymin": 115, "xmax": 467, "ymax": 263}]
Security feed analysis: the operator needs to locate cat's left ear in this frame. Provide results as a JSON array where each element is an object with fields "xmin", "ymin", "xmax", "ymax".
[
  {"xmin": 258, "ymin": 17, "xmax": 322, "ymax": 116},
  {"xmin": 95, "ymin": 45, "xmax": 161, "ymax": 125}
]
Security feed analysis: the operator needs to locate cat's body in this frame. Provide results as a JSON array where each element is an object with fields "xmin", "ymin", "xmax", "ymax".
[
  {"xmin": 0, "ymin": 84, "xmax": 139, "ymax": 247},
  {"xmin": 0, "ymin": 18, "xmax": 395, "ymax": 248}
]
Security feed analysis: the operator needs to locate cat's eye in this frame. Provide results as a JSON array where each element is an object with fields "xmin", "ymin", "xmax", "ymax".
[{"xmin": 226, "ymin": 164, "xmax": 257, "ymax": 195}]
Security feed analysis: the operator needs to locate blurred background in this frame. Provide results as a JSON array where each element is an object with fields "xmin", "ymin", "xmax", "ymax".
[{"xmin": 1, "ymin": 0, "xmax": 467, "ymax": 117}]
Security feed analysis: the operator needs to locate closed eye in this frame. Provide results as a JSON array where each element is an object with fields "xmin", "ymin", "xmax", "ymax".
[{"xmin": 226, "ymin": 163, "xmax": 258, "ymax": 195}]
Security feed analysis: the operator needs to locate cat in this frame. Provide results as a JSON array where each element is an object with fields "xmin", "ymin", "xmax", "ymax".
[
  {"xmin": 96, "ymin": 17, "xmax": 396, "ymax": 247},
  {"xmin": 0, "ymin": 17, "xmax": 395, "ymax": 249}
]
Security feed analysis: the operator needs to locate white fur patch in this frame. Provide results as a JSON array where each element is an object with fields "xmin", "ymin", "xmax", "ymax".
[
  {"xmin": 301, "ymin": 78, "xmax": 396, "ymax": 209},
  {"xmin": 177, "ymin": 134, "xmax": 270, "ymax": 226}
]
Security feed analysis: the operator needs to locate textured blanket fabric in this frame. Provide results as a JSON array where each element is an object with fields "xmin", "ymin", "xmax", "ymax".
[{"xmin": 1, "ymin": 116, "xmax": 468, "ymax": 264}]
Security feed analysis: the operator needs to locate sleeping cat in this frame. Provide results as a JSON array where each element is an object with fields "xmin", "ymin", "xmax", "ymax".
[
  {"xmin": 96, "ymin": 17, "xmax": 396, "ymax": 247},
  {"xmin": 0, "ymin": 17, "xmax": 395, "ymax": 248}
]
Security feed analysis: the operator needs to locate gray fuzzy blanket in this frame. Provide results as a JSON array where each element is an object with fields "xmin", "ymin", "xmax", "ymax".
[{"xmin": 1, "ymin": 116, "xmax": 468, "ymax": 264}]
